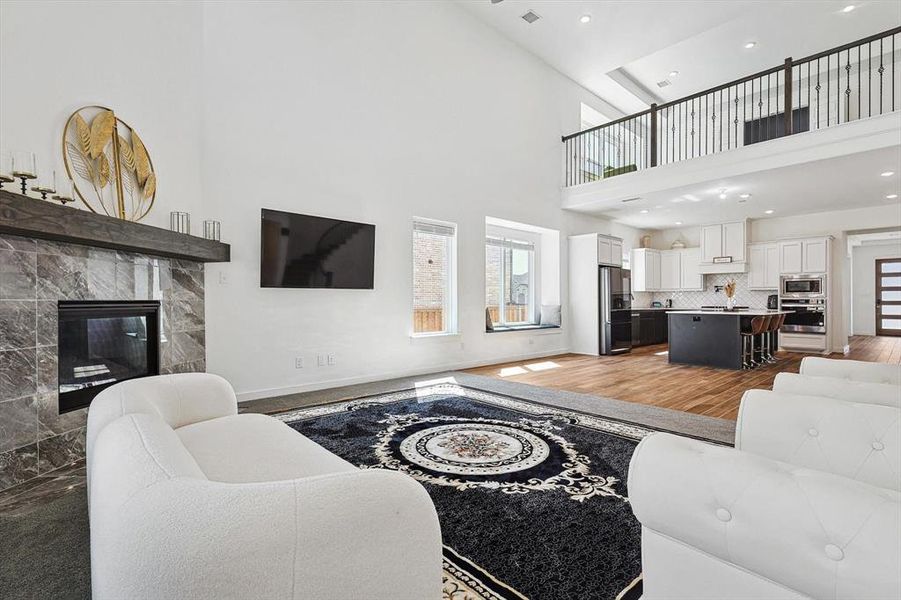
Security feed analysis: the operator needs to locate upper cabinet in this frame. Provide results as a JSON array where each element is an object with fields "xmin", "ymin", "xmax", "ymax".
[
  {"xmin": 659, "ymin": 250, "xmax": 681, "ymax": 290},
  {"xmin": 632, "ymin": 247, "xmax": 703, "ymax": 292},
  {"xmin": 632, "ymin": 248, "xmax": 661, "ymax": 292},
  {"xmin": 699, "ymin": 220, "xmax": 748, "ymax": 273},
  {"xmin": 678, "ymin": 248, "xmax": 704, "ymax": 291},
  {"xmin": 779, "ymin": 238, "xmax": 830, "ymax": 275},
  {"xmin": 748, "ymin": 243, "xmax": 780, "ymax": 290},
  {"xmin": 597, "ymin": 234, "xmax": 623, "ymax": 267}
]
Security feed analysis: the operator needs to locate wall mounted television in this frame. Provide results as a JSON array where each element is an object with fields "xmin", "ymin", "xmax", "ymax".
[{"xmin": 260, "ymin": 208, "xmax": 375, "ymax": 289}]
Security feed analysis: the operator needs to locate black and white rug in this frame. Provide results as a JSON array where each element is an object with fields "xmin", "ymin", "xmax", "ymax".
[{"xmin": 277, "ymin": 383, "xmax": 653, "ymax": 600}]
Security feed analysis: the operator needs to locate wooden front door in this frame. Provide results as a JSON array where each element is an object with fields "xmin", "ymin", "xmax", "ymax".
[{"xmin": 876, "ymin": 258, "xmax": 901, "ymax": 337}]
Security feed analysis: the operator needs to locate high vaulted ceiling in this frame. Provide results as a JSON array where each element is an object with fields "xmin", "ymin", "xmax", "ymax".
[{"xmin": 457, "ymin": 0, "xmax": 901, "ymax": 120}]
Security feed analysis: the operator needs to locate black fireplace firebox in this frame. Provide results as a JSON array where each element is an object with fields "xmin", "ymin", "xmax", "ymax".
[{"xmin": 57, "ymin": 301, "xmax": 161, "ymax": 413}]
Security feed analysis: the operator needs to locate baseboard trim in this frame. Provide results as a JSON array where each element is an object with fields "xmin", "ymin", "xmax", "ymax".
[{"xmin": 234, "ymin": 347, "xmax": 570, "ymax": 402}]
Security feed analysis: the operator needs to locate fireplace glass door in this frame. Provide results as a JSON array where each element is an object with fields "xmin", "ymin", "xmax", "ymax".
[{"xmin": 58, "ymin": 301, "xmax": 160, "ymax": 413}]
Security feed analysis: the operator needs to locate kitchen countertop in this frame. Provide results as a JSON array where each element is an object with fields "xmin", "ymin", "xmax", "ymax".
[{"xmin": 667, "ymin": 309, "xmax": 791, "ymax": 316}]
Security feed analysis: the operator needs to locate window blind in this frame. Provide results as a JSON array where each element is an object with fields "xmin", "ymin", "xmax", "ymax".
[
  {"xmin": 414, "ymin": 220, "xmax": 455, "ymax": 237},
  {"xmin": 486, "ymin": 236, "xmax": 535, "ymax": 252}
]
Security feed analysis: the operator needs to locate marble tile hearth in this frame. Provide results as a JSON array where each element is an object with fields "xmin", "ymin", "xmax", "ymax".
[{"xmin": 0, "ymin": 233, "xmax": 207, "ymax": 492}]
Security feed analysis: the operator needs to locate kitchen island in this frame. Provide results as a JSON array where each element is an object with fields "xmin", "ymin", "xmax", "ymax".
[{"xmin": 667, "ymin": 310, "xmax": 791, "ymax": 370}]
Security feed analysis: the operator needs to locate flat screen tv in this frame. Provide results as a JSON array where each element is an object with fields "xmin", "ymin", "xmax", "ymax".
[{"xmin": 260, "ymin": 208, "xmax": 375, "ymax": 289}]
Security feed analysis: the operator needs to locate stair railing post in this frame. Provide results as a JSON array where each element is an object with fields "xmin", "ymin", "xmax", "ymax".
[
  {"xmin": 650, "ymin": 103, "xmax": 658, "ymax": 167},
  {"xmin": 784, "ymin": 57, "xmax": 793, "ymax": 136}
]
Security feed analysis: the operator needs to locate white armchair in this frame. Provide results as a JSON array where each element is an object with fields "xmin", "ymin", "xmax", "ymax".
[
  {"xmin": 628, "ymin": 389, "xmax": 901, "ymax": 600},
  {"xmin": 86, "ymin": 374, "xmax": 443, "ymax": 600},
  {"xmin": 799, "ymin": 356, "xmax": 901, "ymax": 385}
]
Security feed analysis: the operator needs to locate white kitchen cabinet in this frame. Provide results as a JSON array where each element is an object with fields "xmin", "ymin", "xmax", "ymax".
[
  {"xmin": 722, "ymin": 221, "xmax": 747, "ymax": 263},
  {"xmin": 659, "ymin": 250, "xmax": 681, "ymax": 290},
  {"xmin": 749, "ymin": 243, "xmax": 780, "ymax": 290},
  {"xmin": 701, "ymin": 225, "xmax": 722, "ymax": 263},
  {"xmin": 779, "ymin": 241, "xmax": 803, "ymax": 274},
  {"xmin": 779, "ymin": 238, "xmax": 829, "ymax": 274},
  {"xmin": 803, "ymin": 238, "xmax": 827, "ymax": 273},
  {"xmin": 679, "ymin": 248, "xmax": 704, "ymax": 291},
  {"xmin": 699, "ymin": 220, "xmax": 748, "ymax": 274},
  {"xmin": 632, "ymin": 248, "xmax": 661, "ymax": 292},
  {"xmin": 597, "ymin": 234, "xmax": 623, "ymax": 267}
]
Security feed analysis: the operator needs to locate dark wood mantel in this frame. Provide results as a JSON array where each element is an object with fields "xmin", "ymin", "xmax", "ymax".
[{"xmin": 0, "ymin": 190, "xmax": 230, "ymax": 263}]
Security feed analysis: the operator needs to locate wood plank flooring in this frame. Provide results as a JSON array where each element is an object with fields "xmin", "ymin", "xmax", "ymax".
[{"xmin": 464, "ymin": 335, "xmax": 901, "ymax": 421}]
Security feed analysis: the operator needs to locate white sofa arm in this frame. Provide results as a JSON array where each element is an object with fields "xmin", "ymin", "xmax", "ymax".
[
  {"xmin": 87, "ymin": 373, "xmax": 237, "ymax": 478},
  {"xmin": 91, "ymin": 469, "xmax": 443, "ymax": 600},
  {"xmin": 736, "ymin": 389, "xmax": 900, "ymax": 490},
  {"xmin": 800, "ymin": 357, "xmax": 901, "ymax": 385},
  {"xmin": 628, "ymin": 433, "xmax": 901, "ymax": 600},
  {"xmin": 772, "ymin": 372, "xmax": 901, "ymax": 408}
]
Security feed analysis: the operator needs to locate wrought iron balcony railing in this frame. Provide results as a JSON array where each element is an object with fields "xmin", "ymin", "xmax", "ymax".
[{"xmin": 563, "ymin": 27, "xmax": 901, "ymax": 187}]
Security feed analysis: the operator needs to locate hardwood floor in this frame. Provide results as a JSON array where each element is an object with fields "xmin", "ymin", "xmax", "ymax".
[{"xmin": 464, "ymin": 335, "xmax": 901, "ymax": 421}]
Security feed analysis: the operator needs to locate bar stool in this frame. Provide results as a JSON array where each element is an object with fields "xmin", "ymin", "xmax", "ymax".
[
  {"xmin": 765, "ymin": 314, "xmax": 785, "ymax": 362},
  {"xmin": 741, "ymin": 315, "xmax": 769, "ymax": 369}
]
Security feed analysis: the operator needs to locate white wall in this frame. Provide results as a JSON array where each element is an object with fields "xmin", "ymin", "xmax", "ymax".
[
  {"xmin": 199, "ymin": 1, "xmax": 642, "ymax": 400},
  {"xmin": 0, "ymin": 1, "xmax": 204, "ymax": 229},
  {"xmin": 851, "ymin": 241, "xmax": 901, "ymax": 335},
  {"xmin": 650, "ymin": 203, "xmax": 901, "ymax": 351}
]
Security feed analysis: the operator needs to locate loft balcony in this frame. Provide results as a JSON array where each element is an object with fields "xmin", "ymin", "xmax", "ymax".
[{"xmin": 562, "ymin": 27, "xmax": 901, "ymax": 220}]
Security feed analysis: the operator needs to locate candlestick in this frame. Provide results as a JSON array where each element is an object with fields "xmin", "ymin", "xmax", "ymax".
[{"xmin": 12, "ymin": 151, "xmax": 36, "ymax": 195}]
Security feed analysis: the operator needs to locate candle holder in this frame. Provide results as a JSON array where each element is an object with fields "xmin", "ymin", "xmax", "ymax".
[
  {"xmin": 203, "ymin": 220, "xmax": 221, "ymax": 241},
  {"xmin": 170, "ymin": 212, "xmax": 191, "ymax": 235},
  {"xmin": 12, "ymin": 151, "xmax": 36, "ymax": 195},
  {"xmin": 53, "ymin": 177, "xmax": 76, "ymax": 205},
  {"xmin": 31, "ymin": 169, "xmax": 57, "ymax": 200},
  {"xmin": 0, "ymin": 149, "xmax": 13, "ymax": 190}
]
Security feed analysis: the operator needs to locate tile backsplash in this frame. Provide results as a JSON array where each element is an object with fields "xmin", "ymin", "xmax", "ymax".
[{"xmin": 646, "ymin": 273, "xmax": 775, "ymax": 309}]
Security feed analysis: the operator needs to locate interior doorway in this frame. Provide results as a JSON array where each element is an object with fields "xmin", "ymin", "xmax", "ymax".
[{"xmin": 876, "ymin": 258, "xmax": 901, "ymax": 336}]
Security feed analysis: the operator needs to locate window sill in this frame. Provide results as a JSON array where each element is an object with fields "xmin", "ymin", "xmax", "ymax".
[
  {"xmin": 485, "ymin": 324, "xmax": 561, "ymax": 334},
  {"xmin": 409, "ymin": 332, "xmax": 462, "ymax": 343}
]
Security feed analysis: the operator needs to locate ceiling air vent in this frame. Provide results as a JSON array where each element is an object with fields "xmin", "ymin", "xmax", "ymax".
[
  {"xmin": 621, "ymin": 197, "xmax": 641, "ymax": 203},
  {"xmin": 521, "ymin": 11, "xmax": 540, "ymax": 24},
  {"xmin": 656, "ymin": 80, "xmax": 671, "ymax": 88}
]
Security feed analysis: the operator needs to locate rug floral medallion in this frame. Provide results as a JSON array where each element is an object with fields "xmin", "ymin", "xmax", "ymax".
[{"xmin": 277, "ymin": 384, "xmax": 652, "ymax": 600}]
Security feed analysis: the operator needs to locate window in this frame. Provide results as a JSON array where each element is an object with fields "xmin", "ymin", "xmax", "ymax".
[
  {"xmin": 485, "ymin": 227, "xmax": 539, "ymax": 328},
  {"xmin": 412, "ymin": 218, "xmax": 457, "ymax": 335}
]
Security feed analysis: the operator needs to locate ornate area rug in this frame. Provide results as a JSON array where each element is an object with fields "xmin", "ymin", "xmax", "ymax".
[{"xmin": 277, "ymin": 383, "xmax": 652, "ymax": 600}]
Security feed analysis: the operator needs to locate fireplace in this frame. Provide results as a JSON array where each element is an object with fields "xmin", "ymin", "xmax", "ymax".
[{"xmin": 58, "ymin": 301, "xmax": 161, "ymax": 413}]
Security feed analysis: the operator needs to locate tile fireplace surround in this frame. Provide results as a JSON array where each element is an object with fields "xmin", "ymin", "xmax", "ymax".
[{"xmin": 0, "ymin": 233, "xmax": 206, "ymax": 491}]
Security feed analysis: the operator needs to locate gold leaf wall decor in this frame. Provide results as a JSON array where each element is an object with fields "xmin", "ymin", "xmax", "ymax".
[{"xmin": 62, "ymin": 105, "xmax": 157, "ymax": 221}]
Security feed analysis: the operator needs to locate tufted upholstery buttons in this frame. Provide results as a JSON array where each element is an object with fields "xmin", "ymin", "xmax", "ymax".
[
  {"xmin": 824, "ymin": 544, "xmax": 844, "ymax": 561},
  {"xmin": 808, "ymin": 428, "xmax": 819, "ymax": 437},
  {"xmin": 872, "ymin": 441, "xmax": 885, "ymax": 451},
  {"xmin": 715, "ymin": 508, "xmax": 732, "ymax": 522}
]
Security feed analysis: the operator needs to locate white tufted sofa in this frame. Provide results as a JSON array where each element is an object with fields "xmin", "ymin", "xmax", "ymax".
[
  {"xmin": 628, "ymin": 389, "xmax": 901, "ymax": 599},
  {"xmin": 772, "ymin": 372, "xmax": 901, "ymax": 408},
  {"xmin": 86, "ymin": 373, "xmax": 443, "ymax": 600},
  {"xmin": 799, "ymin": 356, "xmax": 901, "ymax": 385}
]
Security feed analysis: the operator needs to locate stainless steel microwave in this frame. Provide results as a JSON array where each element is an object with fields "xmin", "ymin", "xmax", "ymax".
[{"xmin": 781, "ymin": 275, "xmax": 826, "ymax": 298}]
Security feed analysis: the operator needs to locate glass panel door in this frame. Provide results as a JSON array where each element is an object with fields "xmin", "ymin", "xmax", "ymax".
[{"xmin": 876, "ymin": 258, "xmax": 901, "ymax": 337}]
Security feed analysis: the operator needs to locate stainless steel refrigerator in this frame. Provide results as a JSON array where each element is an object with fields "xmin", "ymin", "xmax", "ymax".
[{"xmin": 599, "ymin": 266, "xmax": 632, "ymax": 355}]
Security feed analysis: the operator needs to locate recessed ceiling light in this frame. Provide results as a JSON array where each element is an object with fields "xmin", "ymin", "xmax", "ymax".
[
  {"xmin": 719, "ymin": 193, "xmax": 728, "ymax": 200},
  {"xmin": 579, "ymin": 14, "xmax": 591, "ymax": 24},
  {"xmin": 640, "ymin": 209, "xmax": 649, "ymax": 214},
  {"xmin": 887, "ymin": 194, "xmax": 899, "ymax": 199},
  {"xmin": 744, "ymin": 41, "xmax": 757, "ymax": 49},
  {"xmin": 881, "ymin": 171, "xmax": 895, "ymax": 177},
  {"xmin": 675, "ymin": 221, "xmax": 683, "ymax": 225},
  {"xmin": 739, "ymin": 193, "xmax": 751, "ymax": 199},
  {"xmin": 765, "ymin": 209, "xmax": 775, "ymax": 214},
  {"xmin": 842, "ymin": 5, "xmax": 856, "ymax": 13},
  {"xmin": 668, "ymin": 70, "xmax": 679, "ymax": 78}
]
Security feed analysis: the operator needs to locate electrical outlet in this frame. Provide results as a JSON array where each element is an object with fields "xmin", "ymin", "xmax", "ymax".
[
  {"xmin": 218, "ymin": 271, "xmax": 229, "ymax": 285},
  {"xmin": 294, "ymin": 357, "xmax": 304, "ymax": 369},
  {"xmin": 317, "ymin": 354, "xmax": 326, "ymax": 367},
  {"xmin": 327, "ymin": 353, "xmax": 336, "ymax": 366}
]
